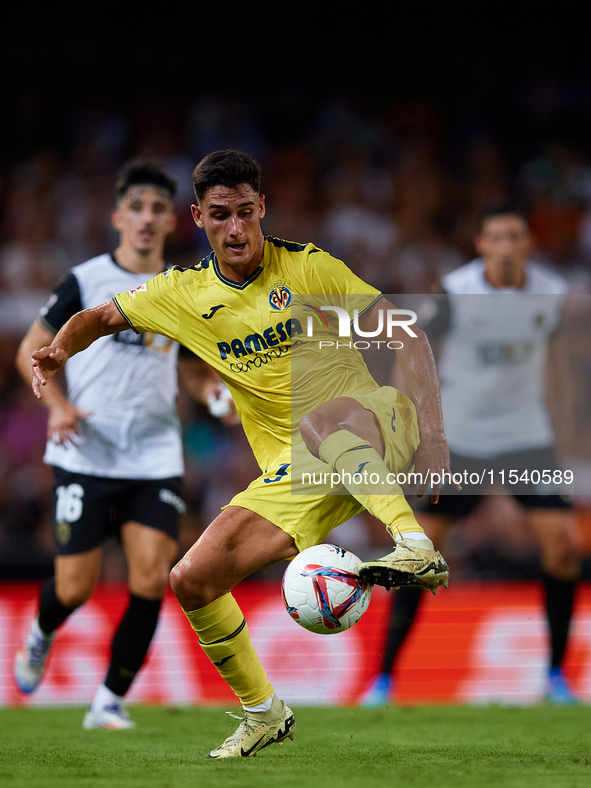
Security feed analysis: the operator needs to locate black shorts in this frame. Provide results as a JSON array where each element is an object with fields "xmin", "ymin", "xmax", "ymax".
[
  {"xmin": 51, "ymin": 467, "xmax": 185, "ymax": 555},
  {"xmin": 414, "ymin": 447, "xmax": 572, "ymax": 518}
]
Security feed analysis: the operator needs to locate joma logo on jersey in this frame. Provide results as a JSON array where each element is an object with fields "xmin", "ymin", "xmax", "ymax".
[
  {"xmin": 128, "ymin": 284, "xmax": 147, "ymax": 297},
  {"xmin": 217, "ymin": 319, "xmax": 303, "ymax": 360},
  {"xmin": 269, "ymin": 285, "xmax": 292, "ymax": 311}
]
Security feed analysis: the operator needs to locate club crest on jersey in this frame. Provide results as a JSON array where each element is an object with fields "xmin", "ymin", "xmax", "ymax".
[
  {"xmin": 128, "ymin": 284, "xmax": 147, "ymax": 296},
  {"xmin": 269, "ymin": 284, "xmax": 292, "ymax": 311}
]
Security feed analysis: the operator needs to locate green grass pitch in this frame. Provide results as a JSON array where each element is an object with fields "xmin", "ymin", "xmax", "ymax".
[{"xmin": 0, "ymin": 705, "xmax": 590, "ymax": 788}]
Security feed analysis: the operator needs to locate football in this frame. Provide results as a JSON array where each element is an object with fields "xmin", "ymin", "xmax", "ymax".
[{"xmin": 281, "ymin": 543, "xmax": 371, "ymax": 635}]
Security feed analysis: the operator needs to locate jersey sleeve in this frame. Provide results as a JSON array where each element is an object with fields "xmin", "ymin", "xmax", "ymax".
[
  {"xmin": 302, "ymin": 247, "xmax": 382, "ymax": 315},
  {"xmin": 39, "ymin": 273, "xmax": 83, "ymax": 334},
  {"xmin": 113, "ymin": 269, "xmax": 181, "ymax": 342},
  {"xmin": 178, "ymin": 344, "xmax": 202, "ymax": 360}
]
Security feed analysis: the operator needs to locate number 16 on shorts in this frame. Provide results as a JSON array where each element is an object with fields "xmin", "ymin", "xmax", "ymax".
[{"xmin": 55, "ymin": 483, "xmax": 85, "ymax": 522}]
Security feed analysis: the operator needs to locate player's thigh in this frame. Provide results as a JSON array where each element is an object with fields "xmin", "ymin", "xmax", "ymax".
[
  {"xmin": 350, "ymin": 387, "xmax": 420, "ymax": 474},
  {"xmin": 121, "ymin": 521, "xmax": 179, "ymax": 599},
  {"xmin": 228, "ymin": 451, "xmax": 364, "ymax": 552},
  {"xmin": 300, "ymin": 395, "xmax": 386, "ymax": 458},
  {"xmin": 170, "ymin": 505, "xmax": 298, "ymax": 609},
  {"xmin": 115, "ymin": 476, "xmax": 184, "ymax": 544},
  {"xmin": 115, "ymin": 478, "xmax": 183, "ymax": 598},
  {"xmin": 55, "ymin": 547, "xmax": 103, "ymax": 608},
  {"xmin": 51, "ymin": 468, "xmax": 113, "ymax": 555}
]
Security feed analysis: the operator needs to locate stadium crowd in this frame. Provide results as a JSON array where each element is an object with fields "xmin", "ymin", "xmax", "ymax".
[{"xmin": 2, "ymin": 87, "xmax": 591, "ymax": 582}]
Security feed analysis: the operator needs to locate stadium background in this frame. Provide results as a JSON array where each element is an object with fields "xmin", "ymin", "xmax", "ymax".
[{"xmin": 2, "ymin": 1, "xmax": 591, "ymax": 706}]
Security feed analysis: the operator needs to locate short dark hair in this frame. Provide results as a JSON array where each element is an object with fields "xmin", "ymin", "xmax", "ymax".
[
  {"xmin": 477, "ymin": 201, "xmax": 529, "ymax": 232},
  {"xmin": 115, "ymin": 160, "xmax": 177, "ymax": 202},
  {"xmin": 192, "ymin": 149, "xmax": 261, "ymax": 202}
]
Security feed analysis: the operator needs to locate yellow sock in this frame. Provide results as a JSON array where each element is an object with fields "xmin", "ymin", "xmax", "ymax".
[
  {"xmin": 318, "ymin": 429, "xmax": 424, "ymax": 540},
  {"xmin": 184, "ymin": 593, "xmax": 273, "ymax": 707}
]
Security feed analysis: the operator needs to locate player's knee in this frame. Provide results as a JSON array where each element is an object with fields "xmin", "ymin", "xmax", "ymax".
[
  {"xmin": 299, "ymin": 410, "xmax": 334, "ymax": 457},
  {"xmin": 130, "ymin": 563, "xmax": 169, "ymax": 599},
  {"xmin": 544, "ymin": 559, "xmax": 580, "ymax": 582},
  {"xmin": 57, "ymin": 583, "xmax": 93, "ymax": 610},
  {"xmin": 169, "ymin": 561, "xmax": 208, "ymax": 610},
  {"xmin": 169, "ymin": 562, "xmax": 185, "ymax": 598},
  {"xmin": 542, "ymin": 536, "xmax": 580, "ymax": 580}
]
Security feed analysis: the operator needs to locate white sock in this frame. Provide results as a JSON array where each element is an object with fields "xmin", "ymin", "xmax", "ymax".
[
  {"xmin": 396, "ymin": 532, "xmax": 430, "ymax": 542},
  {"xmin": 243, "ymin": 693, "xmax": 274, "ymax": 713},
  {"xmin": 91, "ymin": 682, "xmax": 123, "ymax": 713}
]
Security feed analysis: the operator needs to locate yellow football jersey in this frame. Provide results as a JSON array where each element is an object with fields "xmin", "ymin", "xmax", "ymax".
[{"xmin": 114, "ymin": 236, "xmax": 381, "ymax": 471}]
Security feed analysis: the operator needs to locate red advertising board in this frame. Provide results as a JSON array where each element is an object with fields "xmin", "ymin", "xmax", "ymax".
[{"xmin": 1, "ymin": 581, "xmax": 590, "ymax": 707}]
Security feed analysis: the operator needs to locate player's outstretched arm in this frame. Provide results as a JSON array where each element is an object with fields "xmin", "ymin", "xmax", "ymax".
[
  {"xmin": 546, "ymin": 332, "xmax": 575, "ymax": 459},
  {"xmin": 31, "ymin": 300, "xmax": 128, "ymax": 399},
  {"xmin": 359, "ymin": 296, "xmax": 460, "ymax": 502}
]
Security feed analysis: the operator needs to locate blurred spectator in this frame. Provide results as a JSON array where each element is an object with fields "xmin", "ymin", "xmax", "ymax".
[
  {"xmin": 388, "ymin": 225, "xmax": 467, "ymax": 294},
  {"xmin": 518, "ymin": 143, "xmax": 591, "ymax": 266},
  {"xmin": 319, "ymin": 145, "xmax": 398, "ymax": 286},
  {"xmin": 0, "ymin": 373, "xmax": 54, "ymax": 578}
]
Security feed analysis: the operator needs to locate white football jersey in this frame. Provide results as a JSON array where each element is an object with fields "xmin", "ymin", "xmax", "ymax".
[
  {"xmin": 41, "ymin": 253, "xmax": 184, "ymax": 479},
  {"xmin": 432, "ymin": 259, "xmax": 568, "ymax": 458}
]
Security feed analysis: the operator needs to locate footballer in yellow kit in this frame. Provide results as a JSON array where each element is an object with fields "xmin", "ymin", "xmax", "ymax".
[
  {"xmin": 114, "ymin": 235, "xmax": 420, "ymax": 550},
  {"xmin": 31, "ymin": 149, "xmax": 451, "ymax": 758}
]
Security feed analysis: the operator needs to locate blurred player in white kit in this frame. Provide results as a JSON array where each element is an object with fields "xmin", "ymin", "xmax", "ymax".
[
  {"xmin": 362, "ymin": 202, "xmax": 581, "ymax": 706},
  {"xmin": 13, "ymin": 160, "xmax": 231, "ymax": 727}
]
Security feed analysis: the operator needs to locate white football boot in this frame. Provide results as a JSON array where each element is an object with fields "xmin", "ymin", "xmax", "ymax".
[
  {"xmin": 14, "ymin": 618, "xmax": 55, "ymax": 693},
  {"xmin": 82, "ymin": 703, "xmax": 135, "ymax": 729}
]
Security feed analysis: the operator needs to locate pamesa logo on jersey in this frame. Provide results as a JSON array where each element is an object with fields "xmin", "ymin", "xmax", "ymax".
[
  {"xmin": 217, "ymin": 318, "xmax": 303, "ymax": 361},
  {"xmin": 269, "ymin": 283, "xmax": 292, "ymax": 311}
]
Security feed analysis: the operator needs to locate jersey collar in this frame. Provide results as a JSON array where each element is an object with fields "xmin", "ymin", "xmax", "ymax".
[
  {"xmin": 109, "ymin": 252, "xmax": 168, "ymax": 275},
  {"xmin": 476, "ymin": 258, "xmax": 531, "ymax": 293},
  {"xmin": 212, "ymin": 252, "xmax": 264, "ymax": 290}
]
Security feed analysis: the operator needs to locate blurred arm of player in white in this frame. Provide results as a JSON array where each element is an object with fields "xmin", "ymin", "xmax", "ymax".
[
  {"xmin": 16, "ymin": 320, "xmax": 92, "ymax": 446},
  {"xmin": 177, "ymin": 356, "xmax": 240, "ymax": 426},
  {"xmin": 545, "ymin": 331, "xmax": 575, "ymax": 462}
]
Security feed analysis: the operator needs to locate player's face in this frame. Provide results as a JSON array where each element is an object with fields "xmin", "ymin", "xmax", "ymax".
[
  {"xmin": 475, "ymin": 214, "xmax": 531, "ymax": 287},
  {"xmin": 111, "ymin": 186, "xmax": 176, "ymax": 255},
  {"xmin": 191, "ymin": 184, "xmax": 265, "ymax": 276}
]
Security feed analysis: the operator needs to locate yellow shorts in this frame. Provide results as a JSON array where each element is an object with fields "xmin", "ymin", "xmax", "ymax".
[{"xmin": 225, "ymin": 386, "xmax": 419, "ymax": 551}]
